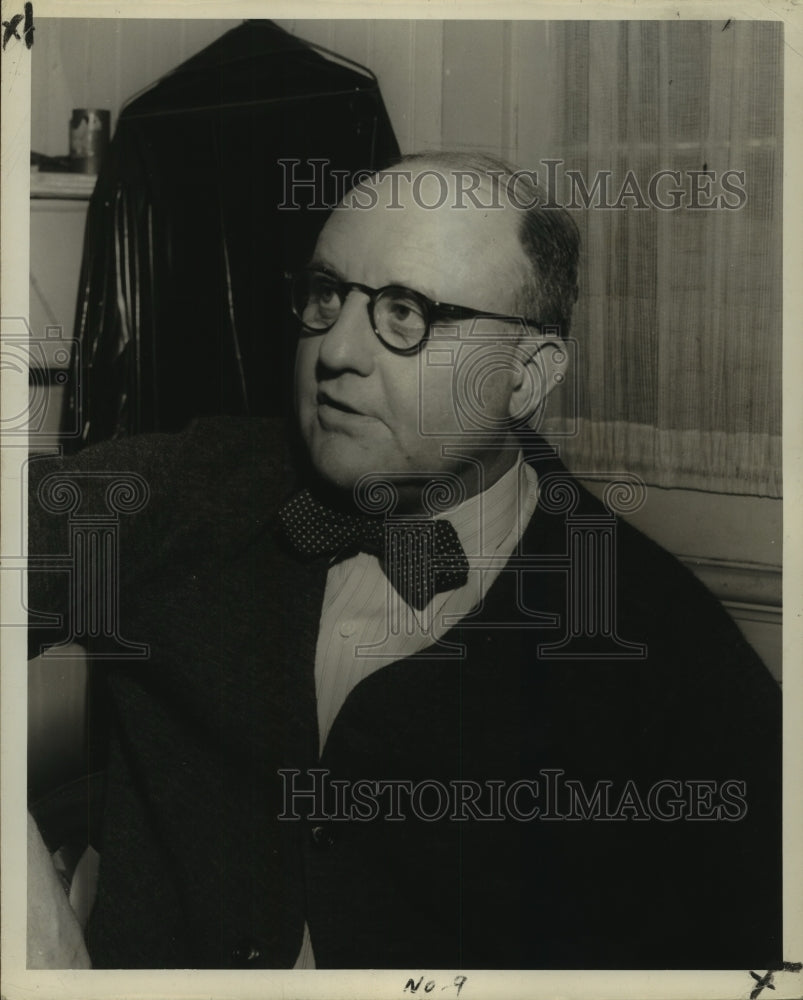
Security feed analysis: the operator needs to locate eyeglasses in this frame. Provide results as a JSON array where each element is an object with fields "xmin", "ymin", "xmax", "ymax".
[{"xmin": 284, "ymin": 268, "xmax": 543, "ymax": 356}]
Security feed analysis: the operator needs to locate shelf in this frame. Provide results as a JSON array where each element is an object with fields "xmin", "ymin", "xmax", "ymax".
[{"xmin": 30, "ymin": 171, "xmax": 97, "ymax": 200}]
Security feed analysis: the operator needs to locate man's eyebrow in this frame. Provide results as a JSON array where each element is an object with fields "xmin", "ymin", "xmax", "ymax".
[
  {"xmin": 307, "ymin": 258, "xmax": 345, "ymax": 279},
  {"xmin": 389, "ymin": 277, "xmax": 441, "ymax": 301},
  {"xmin": 305, "ymin": 261, "xmax": 441, "ymax": 301}
]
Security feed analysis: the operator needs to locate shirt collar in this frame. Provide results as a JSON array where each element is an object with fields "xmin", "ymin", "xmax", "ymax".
[{"xmin": 439, "ymin": 451, "xmax": 538, "ymax": 563}]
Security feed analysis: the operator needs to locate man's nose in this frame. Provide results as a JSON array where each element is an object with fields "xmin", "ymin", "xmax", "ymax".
[{"xmin": 316, "ymin": 292, "xmax": 376, "ymax": 375}]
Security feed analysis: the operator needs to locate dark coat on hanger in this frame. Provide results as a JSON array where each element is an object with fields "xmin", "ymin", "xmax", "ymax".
[{"xmin": 66, "ymin": 20, "xmax": 400, "ymax": 448}]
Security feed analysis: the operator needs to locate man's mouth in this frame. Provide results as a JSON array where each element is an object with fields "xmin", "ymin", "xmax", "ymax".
[{"xmin": 317, "ymin": 391, "xmax": 362, "ymax": 416}]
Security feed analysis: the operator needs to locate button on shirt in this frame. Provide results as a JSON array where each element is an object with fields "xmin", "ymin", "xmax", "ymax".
[{"xmin": 294, "ymin": 453, "xmax": 539, "ymax": 968}]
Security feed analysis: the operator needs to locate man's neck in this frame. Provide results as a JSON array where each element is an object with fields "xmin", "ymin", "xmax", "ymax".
[
  {"xmin": 304, "ymin": 438, "xmax": 522, "ymax": 518},
  {"xmin": 402, "ymin": 441, "xmax": 521, "ymax": 515}
]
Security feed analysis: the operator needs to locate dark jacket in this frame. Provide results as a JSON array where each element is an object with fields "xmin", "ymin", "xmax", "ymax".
[{"xmin": 27, "ymin": 417, "xmax": 782, "ymax": 970}]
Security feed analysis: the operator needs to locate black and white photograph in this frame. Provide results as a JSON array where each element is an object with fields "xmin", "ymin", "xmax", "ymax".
[{"xmin": 1, "ymin": 4, "xmax": 801, "ymax": 999}]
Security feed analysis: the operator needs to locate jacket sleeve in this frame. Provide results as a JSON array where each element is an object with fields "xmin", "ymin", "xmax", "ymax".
[{"xmin": 27, "ymin": 416, "xmax": 286, "ymax": 659}]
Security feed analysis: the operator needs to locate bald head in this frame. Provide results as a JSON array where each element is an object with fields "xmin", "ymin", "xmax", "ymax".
[
  {"xmin": 324, "ymin": 165, "xmax": 531, "ymax": 321},
  {"xmin": 341, "ymin": 152, "xmax": 580, "ymax": 336}
]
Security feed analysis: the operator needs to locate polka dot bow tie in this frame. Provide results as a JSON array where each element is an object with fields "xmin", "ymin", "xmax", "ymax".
[{"xmin": 278, "ymin": 488, "xmax": 470, "ymax": 611}]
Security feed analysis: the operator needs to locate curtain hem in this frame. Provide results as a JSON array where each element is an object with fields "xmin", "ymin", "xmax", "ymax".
[{"xmin": 540, "ymin": 419, "xmax": 782, "ymax": 499}]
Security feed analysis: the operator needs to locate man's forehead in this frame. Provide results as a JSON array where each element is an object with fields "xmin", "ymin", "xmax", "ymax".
[
  {"xmin": 339, "ymin": 166, "xmax": 510, "ymax": 217},
  {"xmin": 322, "ymin": 168, "xmax": 524, "ymax": 260},
  {"xmin": 310, "ymin": 165, "xmax": 529, "ymax": 313}
]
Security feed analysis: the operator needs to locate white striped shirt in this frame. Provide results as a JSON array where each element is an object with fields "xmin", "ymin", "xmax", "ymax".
[{"xmin": 294, "ymin": 452, "xmax": 539, "ymax": 968}]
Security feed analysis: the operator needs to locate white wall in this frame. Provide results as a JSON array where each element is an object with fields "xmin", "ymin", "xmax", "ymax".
[{"xmin": 32, "ymin": 18, "xmax": 240, "ymax": 156}]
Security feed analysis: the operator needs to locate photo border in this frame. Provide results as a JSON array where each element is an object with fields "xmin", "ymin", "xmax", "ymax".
[{"xmin": 2, "ymin": 2, "xmax": 801, "ymax": 998}]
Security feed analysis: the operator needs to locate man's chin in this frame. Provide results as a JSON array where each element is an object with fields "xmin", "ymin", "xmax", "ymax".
[{"xmin": 306, "ymin": 438, "xmax": 381, "ymax": 500}]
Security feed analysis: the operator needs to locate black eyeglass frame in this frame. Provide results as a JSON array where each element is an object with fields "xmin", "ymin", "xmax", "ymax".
[{"xmin": 284, "ymin": 268, "xmax": 544, "ymax": 356}]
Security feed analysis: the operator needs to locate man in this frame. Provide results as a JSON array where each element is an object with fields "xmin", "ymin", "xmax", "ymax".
[{"xmin": 27, "ymin": 152, "xmax": 781, "ymax": 970}]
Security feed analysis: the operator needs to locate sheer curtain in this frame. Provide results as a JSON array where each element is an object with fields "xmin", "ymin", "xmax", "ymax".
[{"xmin": 538, "ymin": 21, "xmax": 782, "ymax": 498}]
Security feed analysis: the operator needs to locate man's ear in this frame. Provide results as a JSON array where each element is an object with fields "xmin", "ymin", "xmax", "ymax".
[{"xmin": 507, "ymin": 334, "xmax": 569, "ymax": 425}]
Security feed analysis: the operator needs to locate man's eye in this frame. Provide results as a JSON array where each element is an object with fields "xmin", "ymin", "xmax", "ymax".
[
  {"xmin": 311, "ymin": 279, "xmax": 342, "ymax": 316},
  {"xmin": 386, "ymin": 296, "xmax": 424, "ymax": 327},
  {"xmin": 390, "ymin": 303, "xmax": 412, "ymax": 321}
]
